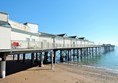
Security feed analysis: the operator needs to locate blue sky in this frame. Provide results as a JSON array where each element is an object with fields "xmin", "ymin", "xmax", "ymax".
[{"xmin": 0, "ymin": 0, "xmax": 118, "ymax": 45}]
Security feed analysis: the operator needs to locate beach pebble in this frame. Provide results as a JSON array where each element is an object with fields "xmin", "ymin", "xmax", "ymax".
[
  {"xmin": 75, "ymin": 81, "xmax": 79, "ymax": 83},
  {"xmin": 25, "ymin": 78, "xmax": 28, "ymax": 80}
]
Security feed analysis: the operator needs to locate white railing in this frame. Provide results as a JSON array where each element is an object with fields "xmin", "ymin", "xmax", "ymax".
[{"xmin": 11, "ymin": 40, "xmax": 97, "ymax": 50}]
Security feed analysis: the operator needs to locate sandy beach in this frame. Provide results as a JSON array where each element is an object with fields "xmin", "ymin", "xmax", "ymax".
[{"xmin": 0, "ymin": 58, "xmax": 118, "ymax": 83}]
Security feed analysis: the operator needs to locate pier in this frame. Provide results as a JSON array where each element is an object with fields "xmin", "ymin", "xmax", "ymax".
[{"xmin": 0, "ymin": 12, "xmax": 115, "ymax": 78}]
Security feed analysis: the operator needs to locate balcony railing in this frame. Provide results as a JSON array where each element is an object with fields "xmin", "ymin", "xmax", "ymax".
[{"xmin": 11, "ymin": 40, "xmax": 97, "ymax": 50}]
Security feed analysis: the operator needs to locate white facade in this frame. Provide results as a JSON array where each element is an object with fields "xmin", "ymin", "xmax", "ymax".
[
  {"xmin": 9, "ymin": 20, "xmax": 30, "ymax": 31},
  {"xmin": 25, "ymin": 23, "xmax": 38, "ymax": 33},
  {"xmin": 77, "ymin": 39, "xmax": 81, "ymax": 47},
  {"xmin": 55, "ymin": 37, "xmax": 64, "ymax": 48},
  {"xmin": 38, "ymin": 36, "xmax": 53, "ymax": 49},
  {"xmin": 71, "ymin": 39, "xmax": 77, "ymax": 47},
  {"xmin": 64, "ymin": 38, "xmax": 71, "ymax": 47},
  {"xmin": 0, "ymin": 26, "xmax": 11, "ymax": 49},
  {"xmin": 11, "ymin": 31, "xmax": 30, "ymax": 41},
  {"xmin": 0, "ymin": 12, "xmax": 8, "ymax": 25},
  {"xmin": 0, "ymin": 12, "xmax": 95, "ymax": 50}
]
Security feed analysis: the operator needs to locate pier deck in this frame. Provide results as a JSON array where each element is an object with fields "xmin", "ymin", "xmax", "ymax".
[{"xmin": 0, "ymin": 44, "xmax": 115, "ymax": 78}]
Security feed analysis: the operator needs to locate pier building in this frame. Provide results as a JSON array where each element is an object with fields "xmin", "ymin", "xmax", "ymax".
[{"xmin": 0, "ymin": 12, "xmax": 115, "ymax": 78}]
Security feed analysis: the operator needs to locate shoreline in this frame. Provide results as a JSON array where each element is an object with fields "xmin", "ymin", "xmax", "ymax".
[
  {"xmin": 62, "ymin": 63, "xmax": 118, "ymax": 76},
  {"xmin": 65, "ymin": 62, "xmax": 118, "ymax": 74}
]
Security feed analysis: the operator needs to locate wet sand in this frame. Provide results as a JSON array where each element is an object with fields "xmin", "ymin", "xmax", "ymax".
[{"xmin": 0, "ymin": 60, "xmax": 118, "ymax": 83}]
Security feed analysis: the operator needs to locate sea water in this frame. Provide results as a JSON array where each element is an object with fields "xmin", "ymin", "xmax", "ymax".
[{"xmin": 74, "ymin": 46, "xmax": 118, "ymax": 71}]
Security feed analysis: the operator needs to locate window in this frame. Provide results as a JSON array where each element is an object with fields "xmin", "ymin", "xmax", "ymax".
[
  {"xmin": 32, "ymin": 39, "xmax": 35, "ymax": 42},
  {"xmin": 26, "ymin": 38, "xmax": 30, "ymax": 41}
]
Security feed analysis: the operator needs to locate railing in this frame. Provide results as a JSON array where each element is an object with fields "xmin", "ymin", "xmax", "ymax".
[{"xmin": 11, "ymin": 40, "xmax": 98, "ymax": 50}]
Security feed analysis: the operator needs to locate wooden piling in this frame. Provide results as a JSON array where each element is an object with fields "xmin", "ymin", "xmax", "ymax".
[
  {"xmin": 17, "ymin": 54, "xmax": 20, "ymax": 62},
  {"xmin": 31, "ymin": 53, "xmax": 34, "ymax": 65},
  {"xmin": 0, "ymin": 53, "xmax": 7, "ymax": 78},
  {"xmin": 53, "ymin": 50, "xmax": 56, "ymax": 64},
  {"xmin": 69, "ymin": 50, "xmax": 71, "ymax": 62},
  {"xmin": 60, "ymin": 50, "xmax": 63, "ymax": 62},
  {"xmin": 80, "ymin": 48, "xmax": 82, "ymax": 58},
  {"xmin": 77, "ymin": 49, "xmax": 79, "ymax": 62},
  {"xmin": 35, "ymin": 52, "xmax": 38, "ymax": 62},
  {"xmin": 22, "ymin": 53, "xmax": 25, "ymax": 63},
  {"xmin": 40, "ymin": 52, "xmax": 44, "ymax": 67},
  {"xmin": 44, "ymin": 52, "xmax": 48, "ymax": 64},
  {"xmin": 51, "ymin": 50, "xmax": 54, "ymax": 70},
  {"xmin": 92, "ymin": 48, "xmax": 94, "ymax": 56},
  {"xmin": 13, "ymin": 54, "xmax": 15, "ymax": 60},
  {"xmin": 67, "ymin": 50, "xmax": 70, "ymax": 62},
  {"xmin": 73, "ymin": 49, "xmax": 75, "ymax": 61}
]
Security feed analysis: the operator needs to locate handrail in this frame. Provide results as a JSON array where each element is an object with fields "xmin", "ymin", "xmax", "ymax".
[{"xmin": 11, "ymin": 40, "xmax": 98, "ymax": 50}]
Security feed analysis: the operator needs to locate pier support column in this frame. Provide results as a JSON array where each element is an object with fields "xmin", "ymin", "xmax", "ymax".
[
  {"xmin": 80, "ymin": 48, "xmax": 82, "ymax": 59},
  {"xmin": 67, "ymin": 50, "xmax": 70, "ymax": 63},
  {"xmin": 69, "ymin": 49, "xmax": 72, "ymax": 62},
  {"xmin": 83, "ymin": 48, "xmax": 86, "ymax": 56},
  {"xmin": 13, "ymin": 54, "xmax": 15, "ymax": 60},
  {"xmin": 44, "ymin": 52, "xmax": 48, "ymax": 64},
  {"xmin": 87, "ymin": 48, "xmax": 88, "ymax": 56},
  {"xmin": 22, "ymin": 53, "xmax": 25, "ymax": 63},
  {"xmin": 73, "ymin": 49, "xmax": 75, "ymax": 61},
  {"xmin": 64, "ymin": 50, "xmax": 68, "ymax": 62},
  {"xmin": 77, "ymin": 49, "xmax": 79, "ymax": 62},
  {"xmin": 35, "ymin": 53, "xmax": 38, "ymax": 62},
  {"xmin": 17, "ymin": 54, "xmax": 20, "ymax": 62},
  {"xmin": 0, "ymin": 60, "xmax": 6, "ymax": 78},
  {"xmin": 95, "ymin": 47, "xmax": 97, "ymax": 55},
  {"xmin": 92, "ymin": 48, "xmax": 94, "ymax": 56},
  {"xmin": 0, "ymin": 54, "xmax": 7, "ymax": 78},
  {"xmin": 31, "ymin": 53, "xmax": 34, "ymax": 65},
  {"xmin": 60, "ymin": 50, "xmax": 63, "ymax": 62},
  {"xmin": 98, "ymin": 47, "xmax": 101, "ymax": 55},
  {"xmin": 53, "ymin": 50, "xmax": 56, "ymax": 64},
  {"xmin": 51, "ymin": 50, "xmax": 54, "ymax": 70},
  {"xmin": 40, "ymin": 52, "xmax": 44, "ymax": 67}
]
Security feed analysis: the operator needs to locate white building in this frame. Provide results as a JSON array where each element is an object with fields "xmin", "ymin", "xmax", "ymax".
[
  {"xmin": 0, "ymin": 12, "xmax": 11, "ymax": 50},
  {"xmin": 0, "ymin": 12, "xmax": 95, "ymax": 50}
]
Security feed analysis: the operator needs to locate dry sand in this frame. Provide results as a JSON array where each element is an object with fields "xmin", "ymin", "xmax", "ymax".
[
  {"xmin": 0, "ymin": 61, "xmax": 118, "ymax": 83},
  {"xmin": 0, "ymin": 55, "xmax": 118, "ymax": 83}
]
